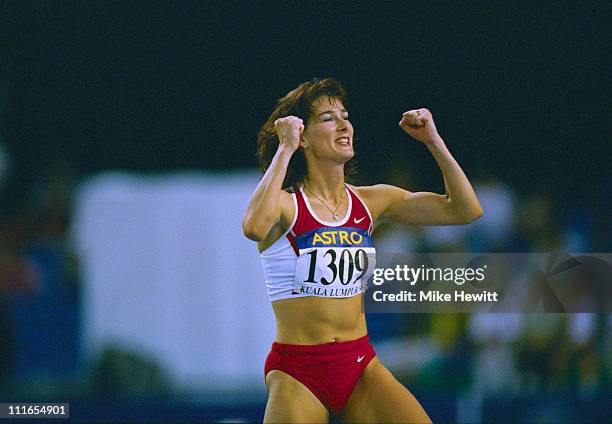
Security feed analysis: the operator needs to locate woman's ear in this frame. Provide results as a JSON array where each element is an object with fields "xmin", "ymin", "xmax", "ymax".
[{"xmin": 300, "ymin": 137, "xmax": 309, "ymax": 150}]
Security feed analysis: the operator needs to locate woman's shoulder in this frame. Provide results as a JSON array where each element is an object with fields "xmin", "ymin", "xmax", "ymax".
[{"xmin": 346, "ymin": 184, "xmax": 402, "ymax": 222}]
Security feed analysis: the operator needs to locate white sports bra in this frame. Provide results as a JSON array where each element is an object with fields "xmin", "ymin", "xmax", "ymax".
[{"xmin": 260, "ymin": 185, "xmax": 376, "ymax": 302}]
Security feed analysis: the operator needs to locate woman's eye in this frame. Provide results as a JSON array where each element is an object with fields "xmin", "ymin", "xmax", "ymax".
[{"xmin": 320, "ymin": 114, "xmax": 349, "ymax": 122}]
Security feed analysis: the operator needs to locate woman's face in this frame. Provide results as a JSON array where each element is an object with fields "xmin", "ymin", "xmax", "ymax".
[{"xmin": 301, "ymin": 96, "xmax": 354, "ymax": 162}]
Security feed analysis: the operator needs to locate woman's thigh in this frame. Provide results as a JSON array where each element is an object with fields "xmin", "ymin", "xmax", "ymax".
[
  {"xmin": 264, "ymin": 370, "xmax": 329, "ymax": 423},
  {"xmin": 340, "ymin": 357, "xmax": 432, "ymax": 423}
]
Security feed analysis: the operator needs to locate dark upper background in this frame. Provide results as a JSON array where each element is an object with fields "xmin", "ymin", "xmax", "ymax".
[{"xmin": 0, "ymin": 1, "xmax": 609, "ymax": 239}]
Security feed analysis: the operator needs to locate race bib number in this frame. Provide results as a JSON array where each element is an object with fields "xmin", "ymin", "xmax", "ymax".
[{"xmin": 293, "ymin": 227, "xmax": 376, "ymax": 297}]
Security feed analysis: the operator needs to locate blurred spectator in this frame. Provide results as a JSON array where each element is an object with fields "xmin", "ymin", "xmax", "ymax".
[
  {"xmin": 512, "ymin": 193, "xmax": 563, "ymax": 251},
  {"xmin": 426, "ymin": 313, "xmax": 473, "ymax": 394},
  {"xmin": 561, "ymin": 208, "xmax": 592, "ymax": 252},
  {"xmin": 468, "ymin": 313, "xmax": 522, "ymax": 394},
  {"xmin": 1, "ymin": 158, "xmax": 81, "ymax": 382},
  {"xmin": 567, "ymin": 313, "xmax": 609, "ymax": 394},
  {"xmin": 0, "ymin": 298, "xmax": 11, "ymax": 384},
  {"xmin": 0, "ymin": 142, "xmax": 10, "ymax": 192},
  {"xmin": 602, "ymin": 315, "xmax": 612, "ymax": 390},
  {"xmin": 515, "ymin": 314, "xmax": 569, "ymax": 392},
  {"xmin": 0, "ymin": 212, "xmax": 40, "ymax": 389},
  {"xmin": 465, "ymin": 174, "xmax": 516, "ymax": 252}
]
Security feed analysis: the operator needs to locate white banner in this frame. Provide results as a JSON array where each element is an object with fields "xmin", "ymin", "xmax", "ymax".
[{"xmin": 72, "ymin": 171, "xmax": 275, "ymax": 390}]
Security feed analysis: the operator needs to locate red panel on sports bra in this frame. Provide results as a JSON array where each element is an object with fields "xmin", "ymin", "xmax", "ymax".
[{"xmin": 291, "ymin": 186, "xmax": 372, "ymax": 237}]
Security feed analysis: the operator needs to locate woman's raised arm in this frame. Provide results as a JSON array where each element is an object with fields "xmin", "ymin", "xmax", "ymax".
[
  {"xmin": 360, "ymin": 108, "xmax": 483, "ymax": 226},
  {"xmin": 242, "ymin": 116, "xmax": 303, "ymax": 241}
]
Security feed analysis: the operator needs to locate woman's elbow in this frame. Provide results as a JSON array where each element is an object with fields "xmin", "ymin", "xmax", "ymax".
[
  {"xmin": 463, "ymin": 207, "xmax": 484, "ymax": 224},
  {"xmin": 242, "ymin": 217, "xmax": 270, "ymax": 242},
  {"xmin": 242, "ymin": 221, "xmax": 263, "ymax": 242}
]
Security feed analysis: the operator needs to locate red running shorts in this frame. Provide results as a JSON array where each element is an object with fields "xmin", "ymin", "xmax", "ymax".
[{"xmin": 264, "ymin": 334, "xmax": 376, "ymax": 414}]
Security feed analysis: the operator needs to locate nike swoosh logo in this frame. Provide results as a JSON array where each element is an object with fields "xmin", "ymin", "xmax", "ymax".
[
  {"xmin": 354, "ymin": 217, "xmax": 366, "ymax": 224},
  {"xmin": 357, "ymin": 355, "xmax": 365, "ymax": 363}
]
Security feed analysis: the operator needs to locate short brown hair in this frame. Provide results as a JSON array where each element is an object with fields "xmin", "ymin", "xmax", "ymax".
[{"xmin": 256, "ymin": 78, "xmax": 357, "ymax": 191}]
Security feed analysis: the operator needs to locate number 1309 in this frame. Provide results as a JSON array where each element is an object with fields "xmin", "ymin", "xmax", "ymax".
[{"xmin": 304, "ymin": 248, "xmax": 369, "ymax": 286}]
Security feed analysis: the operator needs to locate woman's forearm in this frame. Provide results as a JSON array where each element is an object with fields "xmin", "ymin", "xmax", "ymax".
[
  {"xmin": 426, "ymin": 137, "xmax": 483, "ymax": 221},
  {"xmin": 242, "ymin": 146, "xmax": 294, "ymax": 241}
]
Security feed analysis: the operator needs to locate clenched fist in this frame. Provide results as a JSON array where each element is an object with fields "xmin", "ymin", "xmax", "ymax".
[
  {"xmin": 274, "ymin": 116, "xmax": 304, "ymax": 153},
  {"xmin": 399, "ymin": 108, "xmax": 441, "ymax": 144}
]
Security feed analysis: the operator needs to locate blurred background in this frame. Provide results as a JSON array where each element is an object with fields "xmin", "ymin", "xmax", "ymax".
[{"xmin": 0, "ymin": 1, "xmax": 610, "ymax": 423}]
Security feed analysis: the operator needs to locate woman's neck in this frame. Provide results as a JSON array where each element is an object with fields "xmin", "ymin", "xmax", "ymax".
[{"xmin": 302, "ymin": 164, "xmax": 345, "ymax": 203}]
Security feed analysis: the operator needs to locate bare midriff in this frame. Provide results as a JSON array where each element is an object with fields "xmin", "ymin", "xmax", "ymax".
[{"xmin": 272, "ymin": 294, "xmax": 367, "ymax": 344}]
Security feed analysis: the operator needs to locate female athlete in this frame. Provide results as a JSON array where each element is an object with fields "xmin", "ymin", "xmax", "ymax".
[{"xmin": 242, "ymin": 78, "xmax": 483, "ymax": 423}]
